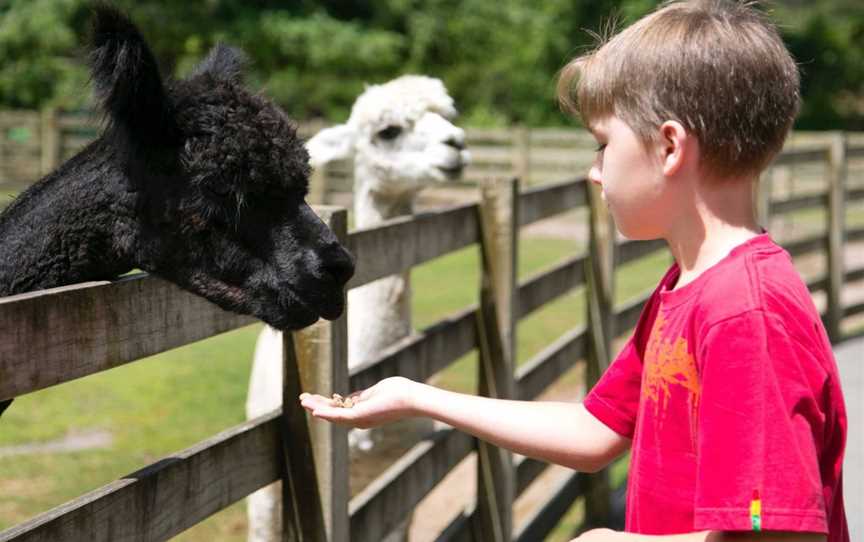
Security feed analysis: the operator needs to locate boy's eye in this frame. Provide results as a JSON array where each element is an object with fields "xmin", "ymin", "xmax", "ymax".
[{"xmin": 595, "ymin": 143, "xmax": 607, "ymax": 153}]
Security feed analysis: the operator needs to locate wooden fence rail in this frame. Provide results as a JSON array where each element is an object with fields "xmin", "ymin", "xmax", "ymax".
[{"xmin": 0, "ymin": 124, "xmax": 863, "ymax": 540}]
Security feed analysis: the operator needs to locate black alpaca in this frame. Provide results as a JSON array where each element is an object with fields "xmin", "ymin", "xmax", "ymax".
[{"xmin": 0, "ymin": 7, "xmax": 354, "ymax": 414}]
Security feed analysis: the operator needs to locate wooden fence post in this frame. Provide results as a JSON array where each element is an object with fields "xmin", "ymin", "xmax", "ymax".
[
  {"xmin": 0, "ymin": 113, "xmax": 5, "ymax": 185},
  {"xmin": 309, "ymin": 166, "xmax": 329, "ymax": 205},
  {"xmin": 512, "ymin": 126, "xmax": 531, "ymax": 185},
  {"xmin": 474, "ymin": 176, "xmax": 519, "ymax": 541},
  {"xmin": 281, "ymin": 206, "xmax": 350, "ymax": 542},
  {"xmin": 755, "ymin": 168, "xmax": 772, "ymax": 230},
  {"xmin": 582, "ymin": 180, "xmax": 615, "ymax": 531},
  {"xmin": 40, "ymin": 108, "xmax": 60, "ymax": 176},
  {"xmin": 827, "ymin": 132, "xmax": 847, "ymax": 342}
]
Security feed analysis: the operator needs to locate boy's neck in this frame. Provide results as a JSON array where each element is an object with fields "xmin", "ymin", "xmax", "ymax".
[{"xmin": 665, "ymin": 176, "xmax": 762, "ymax": 290}]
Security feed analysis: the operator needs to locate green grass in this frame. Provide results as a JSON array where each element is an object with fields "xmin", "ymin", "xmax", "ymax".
[
  {"xmin": 0, "ymin": 191, "xmax": 16, "ymax": 211},
  {"xmin": 0, "ymin": 325, "xmax": 262, "ymax": 538}
]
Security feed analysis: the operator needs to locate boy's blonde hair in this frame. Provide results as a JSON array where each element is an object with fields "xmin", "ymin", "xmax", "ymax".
[{"xmin": 558, "ymin": 0, "xmax": 800, "ymax": 179}]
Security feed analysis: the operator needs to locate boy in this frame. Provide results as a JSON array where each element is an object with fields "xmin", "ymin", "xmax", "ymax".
[{"xmin": 300, "ymin": 1, "xmax": 848, "ymax": 540}]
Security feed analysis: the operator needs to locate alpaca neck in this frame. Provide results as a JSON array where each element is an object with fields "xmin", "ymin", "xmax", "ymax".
[
  {"xmin": 353, "ymin": 183, "xmax": 415, "ymax": 228},
  {"xmin": 0, "ymin": 144, "xmax": 135, "ymax": 296},
  {"xmin": 348, "ymin": 176, "xmax": 416, "ymax": 367}
]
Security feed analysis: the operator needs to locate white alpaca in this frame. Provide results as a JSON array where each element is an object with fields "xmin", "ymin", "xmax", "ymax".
[{"xmin": 245, "ymin": 75, "xmax": 470, "ymax": 542}]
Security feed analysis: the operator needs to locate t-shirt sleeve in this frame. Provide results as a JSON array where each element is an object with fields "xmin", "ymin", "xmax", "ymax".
[
  {"xmin": 693, "ymin": 309, "xmax": 829, "ymax": 534},
  {"xmin": 583, "ymin": 338, "xmax": 642, "ymax": 439}
]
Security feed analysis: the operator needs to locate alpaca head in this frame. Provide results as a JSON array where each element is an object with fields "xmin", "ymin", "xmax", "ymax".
[
  {"xmin": 306, "ymin": 76, "xmax": 471, "ymax": 200},
  {"xmin": 90, "ymin": 6, "xmax": 354, "ymax": 330}
]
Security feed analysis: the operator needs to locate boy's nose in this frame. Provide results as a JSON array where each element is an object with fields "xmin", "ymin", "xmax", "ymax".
[{"xmin": 588, "ymin": 165, "xmax": 603, "ymax": 186}]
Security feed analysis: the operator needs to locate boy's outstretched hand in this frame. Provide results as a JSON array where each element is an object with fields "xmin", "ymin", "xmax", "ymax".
[{"xmin": 299, "ymin": 376, "xmax": 420, "ymax": 429}]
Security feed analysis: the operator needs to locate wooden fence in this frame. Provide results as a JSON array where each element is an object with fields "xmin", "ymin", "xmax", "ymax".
[
  {"xmin": 0, "ymin": 112, "xmax": 863, "ymax": 540},
  {"xmin": 1, "ymin": 108, "xmax": 861, "ymax": 195},
  {"xmin": 0, "ymin": 110, "xmax": 598, "ymax": 193}
]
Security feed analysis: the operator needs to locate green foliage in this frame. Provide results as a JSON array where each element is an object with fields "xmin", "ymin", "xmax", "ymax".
[
  {"xmin": 1, "ymin": 1, "xmax": 863, "ymax": 129},
  {"xmin": 229, "ymin": 10, "xmax": 406, "ymax": 120},
  {"xmin": 0, "ymin": 0, "xmax": 90, "ymax": 109},
  {"xmin": 781, "ymin": 10, "xmax": 864, "ymax": 129}
]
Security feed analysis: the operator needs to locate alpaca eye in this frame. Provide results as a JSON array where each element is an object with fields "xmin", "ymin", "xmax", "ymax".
[{"xmin": 377, "ymin": 125, "xmax": 402, "ymax": 141}]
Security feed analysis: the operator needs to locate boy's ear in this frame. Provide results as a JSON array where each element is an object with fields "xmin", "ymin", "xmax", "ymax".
[
  {"xmin": 89, "ymin": 5, "xmax": 180, "ymax": 149},
  {"xmin": 659, "ymin": 120, "xmax": 689, "ymax": 177},
  {"xmin": 305, "ymin": 124, "xmax": 357, "ymax": 168}
]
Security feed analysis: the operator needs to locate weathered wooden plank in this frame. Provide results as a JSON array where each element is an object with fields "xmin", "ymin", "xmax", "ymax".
[
  {"xmin": 465, "ymin": 128, "xmax": 514, "ymax": 144},
  {"xmin": 773, "ymin": 147, "xmax": 827, "ymax": 167},
  {"xmin": 846, "ymin": 145, "xmax": 864, "ymax": 159},
  {"xmin": 40, "ymin": 109, "xmax": 59, "ymax": 176},
  {"xmin": 0, "ymin": 411, "xmax": 281, "ymax": 542},
  {"xmin": 515, "ymin": 327, "xmax": 587, "ymax": 402},
  {"xmin": 529, "ymin": 149, "xmax": 594, "ymax": 163},
  {"xmin": 516, "ymin": 456, "xmax": 550, "ymax": 497},
  {"xmin": 479, "ymin": 177, "xmax": 519, "ymax": 364},
  {"xmin": 806, "ymin": 276, "xmax": 828, "ymax": 294},
  {"xmin": 847, "ymin": 267, "xmax": 864, "ymax": 284},
  {"xmin": 517, "ymin": 255, "xmax": 586, "ymax": 320},
  {"xmin": 281, "ymin": 334, "xmax": 328, "ymax": 542},
  {"xmin": 62, "ymin": 134, "xmax": 97, "ymax": 152},
  {"xmin": 844, "ymin": 301, "xmax": 864, "ymax": 318},
  {"xmin": 614, "ymin": 295, "xmax": 651, "ymax": 337},
  {"xmin": 0, "ymin": 274, "xmax": 255, "ymax": 401},
  {"xmin": 826, "ymin": 134, "xmax": 848, "ymax": 341},
  {"xmin": 785, "ymin": 234, "xmax": 827, "ymax": 258},
  {"xmin": 584, "ymin": 182, "xmax": 614, "ymax": 528},
  {"xmin": 434, "ymin": 509, "xmax": 475, "ymax": 542},
  {"xmin": 518, "ymin": 178, "xmax": 587, "ymax": 227},
  {"xmin": 434, "ymin": 455, "xmax": 556, "ymax": 542},
  {"xmin": 529, "ymin": 129, "xmax": 594, "ymax": 146},
  {"xmin": 848, "ymin": 188, "xmax": 864, "ymax": 202},
  {"xmin": 287, "ymin": 207, "xmax": 350, "ymax": 541},
  {"xmin": 346, "ymin": 203, "xmax": 479, "ymax": 289},
  {"xmin": 769, "ymin": 193, "xmax": 828, "ymax": 215},
  {"xmin": 513, "ymin": 471, "xmax": 586, "ymax": 542},
  {"xmin": 349, "ymin": 305, "xmax": 477, "ymax": 390},
  {"xmin": 475, "ymin": 178, "xmax": 518, "ymax": 542},
  {"xmin": 615, "ymin": 239, "xmax": 666, "ymax": 266},
  {"xmin": 848, "ymin": 226, "xmax": 864, "ymax": 243},
  {"xmin": 57, "ymin": 114, "xmax": 96, "ymax": 130},
  {"xmin": 468, "ymin": 147, "xmax": 513, "ymax": 162},
  {"xmin": 530, "ymin": 162, "xmax": 592, "ymax": 175},
  {"xmin": 349, "ymin": 428, "xmax": 474, "ymax": 542}
]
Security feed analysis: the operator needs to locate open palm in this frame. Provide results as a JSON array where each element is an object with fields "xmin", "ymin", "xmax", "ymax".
[{"xmin": 299, "ymin": 376, "xmax": 419, "ymax": 429}]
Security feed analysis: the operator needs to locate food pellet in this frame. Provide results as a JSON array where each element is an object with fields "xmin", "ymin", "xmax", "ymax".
[{"xmin": 331, "ymin": 393, "xmax": 355, "ymax": 408}]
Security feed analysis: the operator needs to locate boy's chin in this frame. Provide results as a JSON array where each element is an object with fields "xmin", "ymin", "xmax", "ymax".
[{"xmin": 616, "ymin": 226, "xmax": 663, "ymax": 242}]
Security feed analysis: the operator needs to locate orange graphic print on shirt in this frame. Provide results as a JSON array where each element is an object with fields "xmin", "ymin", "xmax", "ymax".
[{"xmin": 642, "ymin": 311, "xmax": 701, "ymax": 435}]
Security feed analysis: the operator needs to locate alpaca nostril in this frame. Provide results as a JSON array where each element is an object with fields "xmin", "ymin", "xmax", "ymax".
[
  {"xmin": 321, "ymin": 244, "xmax": 355, "ymax": 285},
  {"xmin": 444, "ymin": 137, "xmax": 465, "ymax": 151}
]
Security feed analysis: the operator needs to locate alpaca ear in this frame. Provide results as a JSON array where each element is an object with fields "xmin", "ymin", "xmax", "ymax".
[
  {"xmin": 190, "ymin": 43, "xmax": 246, "ymax": 85},
  {"xmin": 89, "ymin": 5, "xmax": 179, "ymax": 146},
  {"xmin": 305, "ymin": 125, "xmax": 356, "ymax": 168}
]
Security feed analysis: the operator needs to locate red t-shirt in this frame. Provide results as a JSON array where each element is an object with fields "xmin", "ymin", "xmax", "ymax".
[{"xmin": 584, "ymin": 234, "xmax": 848, "ymax": 539}]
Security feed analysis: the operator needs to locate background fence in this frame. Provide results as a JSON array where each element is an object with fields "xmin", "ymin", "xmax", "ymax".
[{"xmin": 0, "ymin": 109, "xmax": 863, "ymax": 540}]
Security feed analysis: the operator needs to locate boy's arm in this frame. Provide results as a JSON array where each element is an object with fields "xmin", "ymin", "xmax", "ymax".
[{"xmin": 299, "ymin": 376, "xmax": 630, "ymax": 472}]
